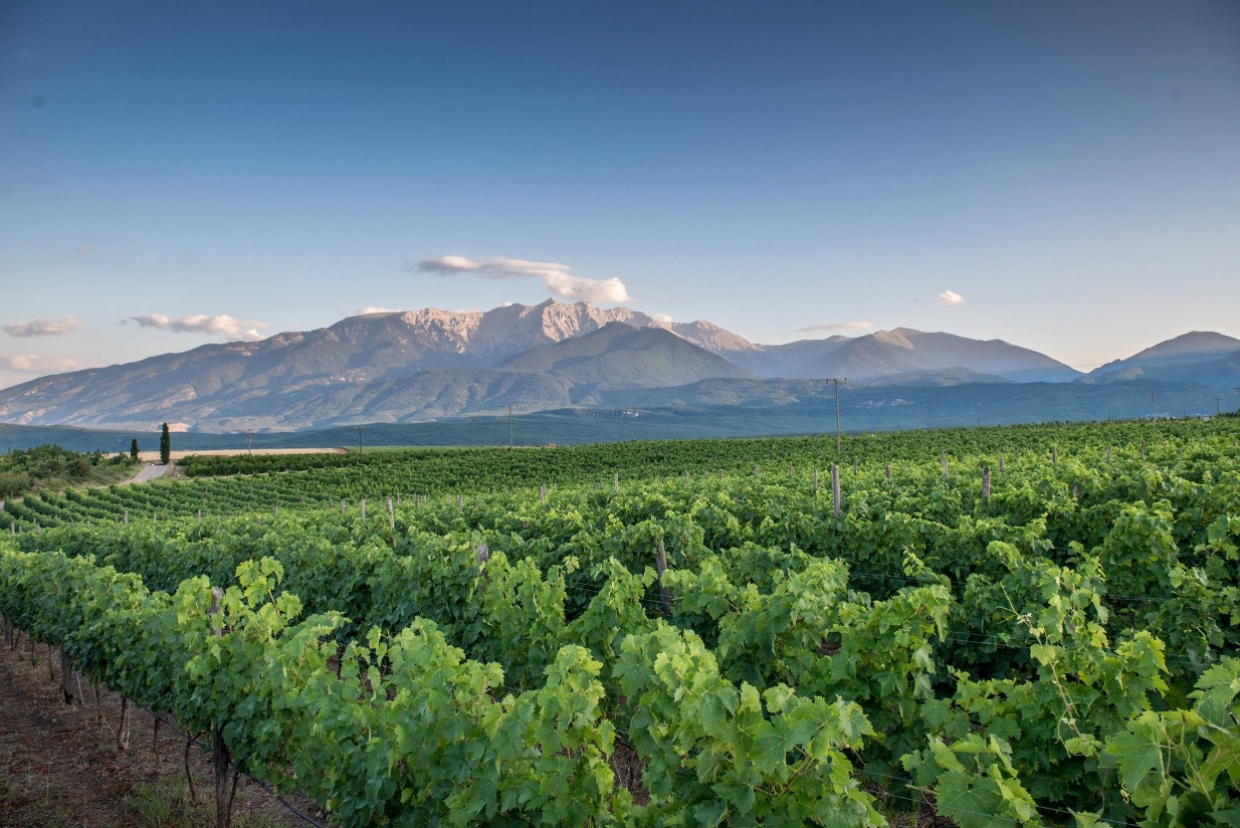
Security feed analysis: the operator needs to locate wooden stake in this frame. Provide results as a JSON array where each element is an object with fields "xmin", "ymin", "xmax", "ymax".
[
  {"xmin": 832, "ymin": 465, "xmax": 841, "ymax": 518},
  {"xmin": 941, "ymin": 451, "xmax": 948, "ymax": 482},
  {"xmin": 813, "ymin": 468, "xmax": 819, "ymax": 493},
  {"xmin": 387, "ymin": 498, "xmax": 395, "ymax": 529},
  {"xmin": 655, "ymin": 539, "xmax": 672, "ymax": 617},
  {"xmin": 982, "ymin": 466, "xmax": 991, "ymax": 500},
  {"xmin": 885, "ymin": 462, "xmax": 891, "ymax": 480},
  {"xmin": 539, "ymin": 484, "xmax": 546, "ymax": 504}
]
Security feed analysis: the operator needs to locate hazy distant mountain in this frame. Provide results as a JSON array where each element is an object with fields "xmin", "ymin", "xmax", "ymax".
[
  {"xmin": 1119, "ymin": 331, "xmax": 1240, "ymax": 364},
  {"xmin": 496, "ymin": 323, "xmax": 753, "ymax": 388},
  {"xmin": 864, "ymin": 367, "xmax": 1013, "ymax": 386},
  {"xmin": 0, "ymin": 301, "xmax": 751, "ymax": 429},
  {"xmin": 1084, "ymin": 331, "xmax": 1240, "ymax": 392},
  {"xmin": 780, "ymin": 328, "xmax": 1081, "ymax": 382},
  {"xmin": 727, "ymin": 336, "xmax": 852, "ymax": 377},
  {"xmin": 2, "ymin": 297, "xmax": 1231, "ymax": 433}
]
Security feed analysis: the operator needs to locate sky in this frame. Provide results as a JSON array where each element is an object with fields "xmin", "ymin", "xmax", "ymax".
[{"xmin": 2, "ymin": 0, "xmax": 1239, "ymax": 389}]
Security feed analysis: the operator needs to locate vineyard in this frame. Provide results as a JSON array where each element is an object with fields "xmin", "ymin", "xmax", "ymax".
[{"xmin": 2, "ymin": 419, "xmax": 1239, "ymax": 827}]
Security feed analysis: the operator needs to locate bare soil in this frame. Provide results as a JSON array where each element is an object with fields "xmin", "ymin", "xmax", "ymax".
[{"xmin": 0, "ymin": 636, "xmax": 322, "ymax": 827}]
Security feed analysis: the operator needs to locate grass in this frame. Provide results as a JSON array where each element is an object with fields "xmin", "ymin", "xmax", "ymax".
[{"xmin": 125, "ymin": 777, "xmax": 285, "ymax": 828}]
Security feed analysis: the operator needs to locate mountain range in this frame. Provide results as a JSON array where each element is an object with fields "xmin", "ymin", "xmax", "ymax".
[{"xmin": 0, "ymin": 300, "xmax": 1236, "ymax": 432}]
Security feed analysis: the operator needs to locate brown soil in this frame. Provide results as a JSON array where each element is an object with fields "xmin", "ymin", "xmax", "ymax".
[{"xmin": 0, "ymin": 635, "xmax": 323, "ymax": 827}]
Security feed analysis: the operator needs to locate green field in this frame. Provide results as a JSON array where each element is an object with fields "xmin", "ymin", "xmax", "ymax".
[{"xmin": 3, "ymin": 418, "xmax": 1239, "ymax": 827}]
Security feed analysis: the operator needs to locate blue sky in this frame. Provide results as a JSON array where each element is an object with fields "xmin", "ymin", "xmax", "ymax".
[{"xmin": 3, "ymin": 0, "xmax": 1239, "ymax": 388}]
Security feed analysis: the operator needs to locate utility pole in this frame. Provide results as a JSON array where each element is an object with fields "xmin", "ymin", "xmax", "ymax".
[
  {"xmin": 508, "ymin": 405, "xmax": 513, "ymax": 450},
  {"xmin": 1150, "ymin": 391, "xmax": 1157, "ymax": 420},
  {"xmin": 828, "ymin": 379, "xmax": 848, "ymax": 453},
  {"xmin": 246, "ymin": 430, "xmax": 253, "ymax": 456}
]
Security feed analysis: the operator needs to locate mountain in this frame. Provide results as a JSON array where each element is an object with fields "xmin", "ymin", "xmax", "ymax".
[
  {"xmin": 0, "ymin": 301, "xmax": 752, "ymax": 430},
  {"xmin": 780, "ymin": 328, "xmax": 1080, "ymax": 382},
  {"xmin": 7, "ymin": 298, "xmax": 1230, "ymax": 434},
  {"xmin": 495, "ymin": 323, "xmax": 753, "ymax": 388},
  {"xmin": 1085, "ymin": 331, "xmax": 1240, "ymax": 392},
  {"xmin": 1118, "ymin": 331, "xmax": 1240, "ymax": 364},
  {"xmin": 864, "ymin": 367, "xmax": 1013, "ymax": 386}
]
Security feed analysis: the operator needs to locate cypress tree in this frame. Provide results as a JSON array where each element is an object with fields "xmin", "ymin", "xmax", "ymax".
[
  {"xmin": 159, "ymin": 423, "xmax": 171, "ymax": 466},
  {"xmin": 130, "ymin": 438, "xmax": 140, "ymax": 462}
]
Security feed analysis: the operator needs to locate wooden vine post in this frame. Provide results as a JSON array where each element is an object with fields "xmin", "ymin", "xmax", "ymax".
[
  {"xmin": 387, "ymin": 498, "xmax": 395, "ymax": 529},
  {"xmin": 831, "ymin": 465, "xmax": 841, "ymax": 518},
  {"xmin": 209, "ymin": 586, "xmax": 237, "ymax": 828},
  {"xmin": 813, "ymin": 468, "xmax": 819, "ymax": 493},
  {"xmin": 982, "ymin": 466, "xmax": 991, "ymax": 500},
  {"xmin": 655, "ymin": 538, "xmax": 672, "ymax": 617}
]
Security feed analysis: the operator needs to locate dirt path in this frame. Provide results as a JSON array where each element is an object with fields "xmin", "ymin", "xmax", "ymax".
[
  {"xmin": 118, "ymin": 464, "xmax": 173, "ymax": 485},
  {"xmin": 0, "ymin": 637, "xmax": 321, "ymax": 827}
]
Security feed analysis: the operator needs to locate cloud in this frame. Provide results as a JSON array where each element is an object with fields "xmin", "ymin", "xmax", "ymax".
[
  {"xmin": 4, "ymin": 316, "xmax": 79, "ymax": 338},
  {"xmin": 1, "ymin": 354, "xmax": 77, "ymax": 373},
  {"xmin": 412, "ymin": 255, "xmax": 632, "ymax": 304},
  {"xmin": 797, "ymin": 320, "xmax": 872, "ymax": 335},
  {"xmin": 652, "ymin": 312, "xmax": 675, "ymax": 324},
  {"xmin": 127, "ymin": 313, "xmax": 269, "ymax": 341},
  {"xmin": 353, "ymin": 306, "xmax": 399, "ymax": 315},
  {"xmin": 937, "ymin": 290, "xmax": 965, "ymax": 305}
]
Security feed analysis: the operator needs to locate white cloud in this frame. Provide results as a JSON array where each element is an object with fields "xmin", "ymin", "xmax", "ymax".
[
  {"xmin": 797, "ymin": 320, "xmax": 872, "ymax": 335},
  {"xmin": 353, "ymin": 306, "xmax": 399, "ymax": 316},
  {"xmin": 1, "ymin": 354, "xmax": 77, "ymax": 373},
  {"xmin": 652, "ymin": 313, "xmax": 675, "ymax": 324},
  {"xmin": 128, "ymin": 313, "xmax": 171, "ymax": 329},
  {"xmin": 126, "ymin": 313, "xmax": 269, "ymax": 341},
  {"xmin": 937, "ymin": 290, "xmax": 965, "ymax": 306},
  {"xmin": 412, "ymin": 255, "xmax": 632, "ymax": 304},
  {"xmin": 4, "ymin": 316, "xmax": 79, "ymax": 338}
]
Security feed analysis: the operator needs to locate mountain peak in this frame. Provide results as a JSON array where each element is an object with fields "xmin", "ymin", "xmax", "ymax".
[{"xmin": 1125, "ymin": 331, "xmax": 1240, "ymax": 362}]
